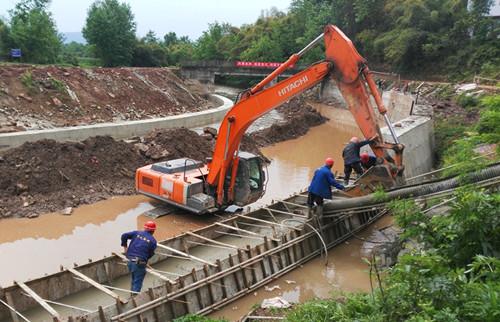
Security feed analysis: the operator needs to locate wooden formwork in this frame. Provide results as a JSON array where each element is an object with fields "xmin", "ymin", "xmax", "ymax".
[{"xmin": 0, "ymin": 195, "xmax": 386, "ymax": 322}]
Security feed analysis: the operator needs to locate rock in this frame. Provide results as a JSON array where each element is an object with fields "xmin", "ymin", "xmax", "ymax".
[
  {"xmin": 200, "ymin": 133, "xmax": 213, "ymax": 141},
  {"xmin": 23, "ymin": 201, "xmax": 29, "ymax": 207},
  {"xmin": 264, "ymin": 285, "xmax": 281, "ymax": 292},
  {"xmin": 61, "ymin": 207, "xmax": 73, "ymax": 215},
  {"xmin": 135, "ymin": 143, "xmax": 150, "ymax": 154},
  {"xmin": 108, "ymin": 92, "xmax": 116, "ymax": 98},
  {"xmin": 16, "ymin": 183, "xmax": 29, "ymax": 193},
  {"xmin": 18, "ymin": 93, "xmax": 33, "ymax": 102},
  {"xmin": 203, "ymin": 127, "xmax": 218, "ymax": 137},
  {"xmin": 74, "ymin": 142, "xmax": 85, "ymax": 150},
  {"xmin": 27, "ymin": 213, "xmax": 39, "ymax": 219},
  {"xmin": 64, "ymin": 72, "xmax": 70, "ymax": 76},
  {"xmin": 148, "ymin": 149, "xmax": 169, "ymax": 160},
  {"xmin": 52, "ymin": 97, "xmax": 63, "ymax": 107}
]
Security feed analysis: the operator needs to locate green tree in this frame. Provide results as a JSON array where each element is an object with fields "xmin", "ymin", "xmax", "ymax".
[
  {"xmin": 131, "ymin": 33, "xmax": 168, "ymax": 67},
  {"xmin": 83, "ymin": 0, "xmax": 136, "ymax": 67},
  {"xmin": 194, "ymin": 22, "xmax": 233, "ymax": 60},
  {"xmin": 8, "ymin": 0, "xmax": 62, "ymax": 64},
  {"xmin": 163, "ymin": 31, "xmax": 178, "ymax": 47},
  {"xmin": 240, "ymin": 34, "xmax": 283, "ymax": 61},
  {"xmin": 143, "ymin": 30, "xmax": 159, "ymax": 44}
]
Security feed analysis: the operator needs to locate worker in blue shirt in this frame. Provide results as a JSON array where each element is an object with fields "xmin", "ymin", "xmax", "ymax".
[
  {"xmin": 307, "ymin": 158, "xmax": 345, "ymax": 208},
  {"xmin": 121, "ymin": 221, "xmax": 157, "ymax": 292}
]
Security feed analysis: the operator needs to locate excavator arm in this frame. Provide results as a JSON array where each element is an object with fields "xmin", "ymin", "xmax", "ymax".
[{"xmin": 207, "ymin": 25, "xmax": 404, "ymax": 205}]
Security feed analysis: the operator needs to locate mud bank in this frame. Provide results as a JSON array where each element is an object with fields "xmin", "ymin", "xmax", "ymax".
[
  {"xmin": 0, "ymin": 65, "xmax": 213, "ymax": 132},
  {"xmin": 0, "ymin": 97, "xmax": 325, "ymax": 219}
]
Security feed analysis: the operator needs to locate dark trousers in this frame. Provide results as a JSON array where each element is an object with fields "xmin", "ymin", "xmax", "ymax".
[
  {"xmin": 127, "ymin": 261, "xmax": 147, "ymax": 292},
  {"xmin": 344, "ymin": 161, "xmax": 364, "ymax": 184},
  {"xmin": 307, "ymin": 192, "xmax": 324, "ymax": 207}
]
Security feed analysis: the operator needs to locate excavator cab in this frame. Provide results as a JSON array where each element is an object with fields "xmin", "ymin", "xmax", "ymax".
[{"xmin": 229, "ymin": 152, "xmax": 266, "ymax": 206}]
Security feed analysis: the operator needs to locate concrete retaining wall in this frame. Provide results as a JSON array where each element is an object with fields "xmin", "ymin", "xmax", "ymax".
[
  {"xmin": 322, "ymin": 82, "xmax": 434, "ymax": 179},
  {"xmin": 381, "ymin": 115, "xmax": 434, "ymax": 179},
  {"xmin": 0, "ymin": 94, "xmax": 233, "ymax": 150}
]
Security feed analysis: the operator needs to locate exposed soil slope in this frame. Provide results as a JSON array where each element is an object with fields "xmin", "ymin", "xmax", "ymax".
[{"xmin": 0, "ymin": 65, "xmax": 213, "ymax": 132}]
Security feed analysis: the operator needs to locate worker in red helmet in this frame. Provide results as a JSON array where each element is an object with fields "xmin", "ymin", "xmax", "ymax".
[
  {"xmin": 360, "ymin": 152, "xmax": 377, "ymax": 170},
  {"xmin": 307, "ymin": 157, "xmax": 345, "ymax": 208},
  {"xmin": 342, "ymin": 135, "xmax": 377, "ymax": 185},
  {"xmin": 121, "ymin": 221, "xmax": 158, "ymax": 292}
]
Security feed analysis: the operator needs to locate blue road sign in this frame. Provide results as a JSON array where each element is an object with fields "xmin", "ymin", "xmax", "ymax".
[{"xmin": 11, "ymin": 49, "xmax": 22, "ymax": 58}]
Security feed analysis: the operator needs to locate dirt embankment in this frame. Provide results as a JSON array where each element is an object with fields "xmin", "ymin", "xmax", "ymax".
[
  {"xmin": 0, "ymin": 65, "xmax": 213, "ymax": 132},
  {"xmin": 0, "ymin": 96, "xmax": 326, "ymax": 219}
]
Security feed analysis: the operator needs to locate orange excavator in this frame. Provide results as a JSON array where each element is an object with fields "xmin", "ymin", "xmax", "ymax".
[{"xmin": 135, "ymin": 25, "xmax": 405, "ymax": 214}]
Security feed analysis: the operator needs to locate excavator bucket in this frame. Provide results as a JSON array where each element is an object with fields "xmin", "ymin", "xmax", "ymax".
[{"xmin": 343, "ymin": 165, "xmax": 397, "ymax": 197}]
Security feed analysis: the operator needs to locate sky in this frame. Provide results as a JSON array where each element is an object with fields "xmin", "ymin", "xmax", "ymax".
[{"xmin": 0, "ymin": 0, "xmax": 292, "ymax": 40}]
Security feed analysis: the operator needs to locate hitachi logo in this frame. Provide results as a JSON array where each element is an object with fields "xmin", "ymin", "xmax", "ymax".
[{"xmin": 277, "ymin": 75, "xmax": 309, "ymax": 97}]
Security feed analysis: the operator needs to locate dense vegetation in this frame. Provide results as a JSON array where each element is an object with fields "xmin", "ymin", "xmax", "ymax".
[
  {"xmin": 0, "ymin": 0, "xmax": 498, "ymax": 78},
  {"xmin": 434, "ymin": 93, "xmax": 499, "ymax": 175}
]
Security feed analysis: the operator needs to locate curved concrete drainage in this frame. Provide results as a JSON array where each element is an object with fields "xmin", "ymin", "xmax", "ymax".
[{"xmin": 0, "ymin": 94, "xmax": 233, "ymax": 150}]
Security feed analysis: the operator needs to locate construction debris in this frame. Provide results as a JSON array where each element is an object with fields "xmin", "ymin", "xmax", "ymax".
[{"xmin": 261, "ymin": 297, "xmax": 291, "ymax": 309}]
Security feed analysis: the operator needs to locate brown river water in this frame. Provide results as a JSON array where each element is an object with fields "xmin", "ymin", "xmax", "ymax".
[{"xmin": 0, "ymin": 104, "xmax": 387, "ymax": 320}]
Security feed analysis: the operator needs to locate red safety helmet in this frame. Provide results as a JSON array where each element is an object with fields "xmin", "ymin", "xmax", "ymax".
[
  {"xmin": 360, "ymin": 152, "xmax": 369, "ymax": 163},
  {"xmin": 144, "ymin": 221, "xmax": 157, "ymax": 231},
  {"xmin": 325, "ymin": 157, "xmax": 334, "ymax": 167}
]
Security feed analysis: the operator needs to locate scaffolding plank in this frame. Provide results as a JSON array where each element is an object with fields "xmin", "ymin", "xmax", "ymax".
[
  {"xmin": 113, "ymin": 252, "xmax": 174, "ymax": 282},
  {"xmin": 237, "ymin": 214, "xmax": 302, "ymax": 231},
  {"xmin": 15, "ymin": 280, "xmax": 60, "ymax": 319},
  {"xmin": 67, "ymin": 268, "xmax": 126, "ymax": 304},
  {"xmin": 156, "ymin": 244, "xmax": 217, "ymax": 267},
  {"xmin": 263, "ymin": 207, "xmax": 307, "ymax": 218},
  {"xmin": 216, "ymin": 222, "xmax": 269, "ymax": 238},
  {"xmin": 186, "ymin": 231, "xmax": 245, "ymax": 251}
]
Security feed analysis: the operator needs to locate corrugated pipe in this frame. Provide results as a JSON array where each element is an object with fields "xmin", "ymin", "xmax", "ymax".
[{"xmin": 324, "ymin": 163, "xmax": 500, "ymax": 212}]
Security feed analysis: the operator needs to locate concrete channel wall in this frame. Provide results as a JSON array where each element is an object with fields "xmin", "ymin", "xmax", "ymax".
[
  {"xmin": 381, "ymin": 115, "xmax": 434, "ymax": 180},
  {"xmin": 0, "ymin": 95, "xmax": 233, "ymax": 150}
]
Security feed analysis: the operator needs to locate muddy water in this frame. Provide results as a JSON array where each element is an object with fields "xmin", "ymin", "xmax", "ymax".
[
  {"xmin": 0, "ymin": 103, "xmax": 363, "ymax": 291},
  {"xmin": 0, "ymin": 196, "xmax": 216, "ymax": 287},
  {"xmin": 210, "ymin": 215, "xmax": 394, "ymax": 321}
]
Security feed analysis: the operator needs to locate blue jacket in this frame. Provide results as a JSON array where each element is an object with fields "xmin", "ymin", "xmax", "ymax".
[
  {"xmin": 342, "ymin": 140, "xmax": 373, "ymax": 165},
  {"xmin": 121, "ymin": 230, "xmax": 157, "ymax": 262},
  {"xmin": 308, "ymin": 165, "xmax": 345, "ymax": 199}
]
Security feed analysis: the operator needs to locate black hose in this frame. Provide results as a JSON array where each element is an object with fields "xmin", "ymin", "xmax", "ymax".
[{"xmin": 324, "ymin": 164, "xmax": 500, "ymax": 212}]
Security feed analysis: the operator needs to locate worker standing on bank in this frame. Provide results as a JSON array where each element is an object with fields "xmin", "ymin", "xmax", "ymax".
[
  {"xmin": 121, "ymin": 221, "xmax": 157, "ymax": 292},
  {"xmin": 307, "ymin": 158, "xmax": 345, "ymax": 208},
  {"xmin": 342, "ymin": 136, "xmax": 377, "ymax": 185}
]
